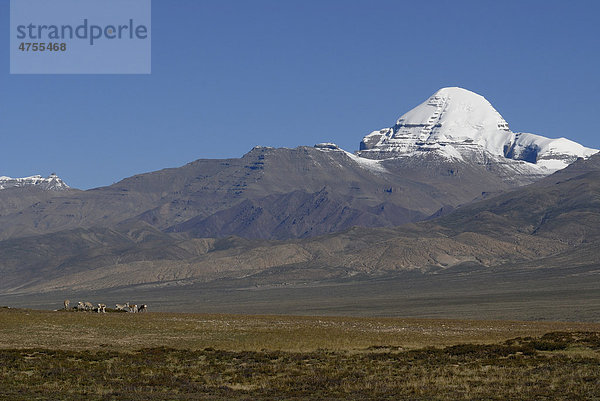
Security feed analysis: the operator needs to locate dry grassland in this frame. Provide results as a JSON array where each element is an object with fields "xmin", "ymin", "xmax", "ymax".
[{"xmin": 1, "ymin": 307, "xmax": 599, "ymax": 400}]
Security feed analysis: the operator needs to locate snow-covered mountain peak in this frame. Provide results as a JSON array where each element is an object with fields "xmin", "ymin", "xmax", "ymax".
[
  {"xmin": 0, "ymin": 173, "xmax": 70, "ymax": 191},
  {"xmin": 358, "ymin": 87, "xmax": 598, "ymax": 172},
  {"xmin": 397, "ymin": 87, "xmax": 510, "ymax": 144}
]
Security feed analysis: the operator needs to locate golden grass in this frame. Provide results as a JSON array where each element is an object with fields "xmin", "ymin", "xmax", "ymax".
[
  {"xmin": 1, "ymin": 307, "xmax": 599, "ymax": 352},
  {"xmin": 1, "ymin": 308, "xmax": 599, "ymax": 400}
]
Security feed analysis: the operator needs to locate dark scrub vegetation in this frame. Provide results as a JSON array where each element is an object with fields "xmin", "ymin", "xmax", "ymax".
[{"xmin": 1, "ymin": 332, "xmax": 599, "ymax": 400}]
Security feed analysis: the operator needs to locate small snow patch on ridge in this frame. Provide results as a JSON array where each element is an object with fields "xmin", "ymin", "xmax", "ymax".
[
  {"xmin": 343, "ymin": 151, "xmax": 388, "ymax": 173},
  {"xmin": 0, "ymin": 173, "xmax": 70, "ymax": 191},
  {"xmin": 314, "ymin": 143, "xmax": 387, "ymax": 173}
]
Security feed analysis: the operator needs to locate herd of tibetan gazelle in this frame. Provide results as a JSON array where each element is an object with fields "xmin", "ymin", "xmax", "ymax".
[{"xmin": 63, "ymin": 299, "xmax": 147, "ymax": 313}]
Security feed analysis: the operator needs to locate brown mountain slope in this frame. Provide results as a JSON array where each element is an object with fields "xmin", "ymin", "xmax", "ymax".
[
  {"xmin": 166, "ymin": 188, "xmax": 427, "ymax": 240},
  {"xmin": 437, "ymin": 157, "xmax": 600, "ymax": 244},
  {"xmin": 1, "ymin": 154, "xmax": 598, "ymax": 295}
]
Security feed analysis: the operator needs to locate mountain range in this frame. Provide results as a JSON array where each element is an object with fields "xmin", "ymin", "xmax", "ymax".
[
  {"xmin": 2, "ymin": 88, "xmax": 595, "ymax": 242},
  {"xmin": 1, "ymin": 87, "xmax": 598, "ymax": 319}
]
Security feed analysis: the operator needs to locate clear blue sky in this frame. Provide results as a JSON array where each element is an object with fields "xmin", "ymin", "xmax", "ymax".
[{"xmin": 1, "ymin": 0, "xmax": 599, "ymax": 189}]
